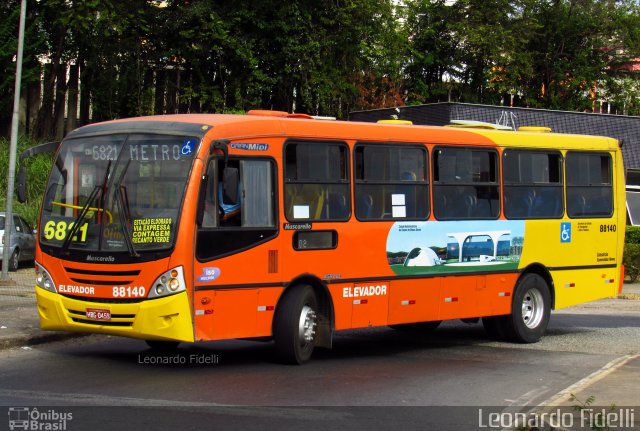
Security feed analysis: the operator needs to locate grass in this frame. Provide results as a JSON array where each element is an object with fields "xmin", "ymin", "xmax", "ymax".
[
  {"xmin": 618, "ymin": 293, "xmax": 640, "ymax": 300},
  {"xmin": 390, "ymin": 261, "xmax": 519, "ymax": 276}
]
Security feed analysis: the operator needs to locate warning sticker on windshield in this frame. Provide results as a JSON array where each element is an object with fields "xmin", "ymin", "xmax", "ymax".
[{"xmin": 132, "ymin": 218, "xmax": 172, "ymax": 244}]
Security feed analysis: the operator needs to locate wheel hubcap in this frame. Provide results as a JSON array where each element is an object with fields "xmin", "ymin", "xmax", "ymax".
[
  {"xmin": 521, "ymin": 288, "xmax": 544, "ymax": 329},
  {"xmin": 298, "ymin": 305, "xmax": 317, "ymax": 344}
]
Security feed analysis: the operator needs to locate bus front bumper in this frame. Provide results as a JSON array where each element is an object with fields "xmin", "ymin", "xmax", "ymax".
[{"xmin": 35, "ymin": 287, "xmax": 194, "ymax": 342}]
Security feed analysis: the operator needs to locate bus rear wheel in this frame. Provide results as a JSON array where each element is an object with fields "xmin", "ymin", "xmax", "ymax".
[
  {"xmin": 503, "ymin": 273, "xmax": 551, "ymax": 343},
  {"xmin": 273, "ymin": 285, "xmax": 318, "ymax": 365}
]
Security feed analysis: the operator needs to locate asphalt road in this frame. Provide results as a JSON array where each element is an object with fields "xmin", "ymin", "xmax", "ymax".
[{"xmin": 0, "ymin": 300, "xmax": 638, "ymax": 431}]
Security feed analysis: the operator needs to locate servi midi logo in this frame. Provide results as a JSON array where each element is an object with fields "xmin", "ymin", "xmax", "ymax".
[{"xmin": 8, "ymin": 407, "xmax": 73, "ymax": 430}]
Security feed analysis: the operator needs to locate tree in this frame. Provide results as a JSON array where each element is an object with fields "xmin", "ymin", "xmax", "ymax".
[
  {"xmin": 404, "ymin": 0, "xmax": 460, "ymax": 104},
  {"xmin": 522, "ymin": 0, "xmax": 640, "ymax": 111},
  {"xmin": 0, "ymin": 0, "xmax": 46, "ymax": 137}
]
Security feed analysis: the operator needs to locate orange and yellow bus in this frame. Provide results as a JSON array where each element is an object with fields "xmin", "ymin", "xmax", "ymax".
[{"xmin": 22, "ymin": 110, "xmax": 625, "ymax": 364}]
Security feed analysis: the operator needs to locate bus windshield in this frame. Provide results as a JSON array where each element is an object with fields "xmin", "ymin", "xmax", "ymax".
[{"xmin": 40, "ymin": 133, "xmax": 198, "ymax": 254}]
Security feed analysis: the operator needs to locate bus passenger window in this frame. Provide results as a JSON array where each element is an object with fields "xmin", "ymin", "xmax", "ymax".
[
  {"xmin": 354, "ymin": 144, "xmax": 428, "ymax": 221},
  {"xmin": 284, "ymin": 141, "xmax": 350, "ymax": 222},
  {"xmin": 566, "ymin": 152, "xmax": 612, "ymax": 218},
  {"xmin": 503, "ymin": 150, "xmax": 563, "ymax": 219},
  {"xmin": 433, "ymin": 147, "xmax": 499, "ymax": 220}
]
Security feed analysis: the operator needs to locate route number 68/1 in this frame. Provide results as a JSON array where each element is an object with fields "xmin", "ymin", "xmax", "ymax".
[{"xmin": 43, "ymin": 220, "xmax": 88, "ymax": 242}]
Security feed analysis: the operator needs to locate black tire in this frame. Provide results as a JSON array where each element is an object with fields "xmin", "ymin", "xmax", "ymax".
[
  {"xmin": 8, "ymin": 249, "xmax": 19, "ymax": 272},
  {"xmin": 389, "ymin": 320, "xmax": 441, "ymax": 333},
  {"xmin": 145, "ymin": 340, "xmax": 180, "ymax": 351},
  {"xmin": 273, "ymin": 285, "xmax": 318, "ymax": 365},
  {"xmin": 482, "ymin": 315, "xmax": 507, "ymax": 340},
  {"xmin": 503, "ymin": 273, "xmax": 551, "ymax": 343}
]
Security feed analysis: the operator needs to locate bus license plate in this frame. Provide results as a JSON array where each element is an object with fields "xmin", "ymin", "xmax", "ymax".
[{"xmin": 86, "ymin": 308, "xmax": 111, "ymax": 321}]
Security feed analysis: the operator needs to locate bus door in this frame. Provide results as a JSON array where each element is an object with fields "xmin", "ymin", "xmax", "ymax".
[{"xmin": 193, "ymin": 152, "xmax": 278, "ymax": 340}]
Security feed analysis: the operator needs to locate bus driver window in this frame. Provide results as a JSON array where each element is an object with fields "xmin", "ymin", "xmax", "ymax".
[
  {"xmin": 202, "ymin": 160, "xmax": 218, "ymax": 227},
  {"xmin": 219, "ymin": 165, "xmax": 241, "ymax": 225},
  {"xmin": 202, "ymin": 159, "xmax": 241, "ymax": 227}
]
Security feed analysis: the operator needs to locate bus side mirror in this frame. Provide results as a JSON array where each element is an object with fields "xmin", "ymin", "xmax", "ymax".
[
  {"xmin": 17, "ymin": 165, "xmax": 27, "ymax": 203},
  {"xmin": 222, "ymin": 167, "xmax": 239, "ymax": 205}
]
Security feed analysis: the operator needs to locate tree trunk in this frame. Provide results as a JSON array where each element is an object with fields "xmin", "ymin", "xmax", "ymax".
[
  {"xmin": 179, "ymin": 67, "xmax": 191, "ymax": 113},
  {"xmin": 26, "ymin": 78, "xmax": 41, "ymax": 138},
  {"xmin": 141, "ymin": 68, "xmax": 155, "ymax": 116},
  {"xmin": 166, "ymin": 68, "xmax": 178, "ymax": 114},
  {"xmin": 154, "ymin": 68, "xmax": 166, "ymax": 115},
  {"xmin": 35, "ymin": 62, "xmax": 55, "ymax": 140},
  {"xmin": 53, "ymin": 63, "xmax": 68, "ymax": 140},
  {"xmin": 79, "ymin": 61, "xmax": 91, "ymax": 126},
  {"xmin": 66, "ymin": 63, "xmax": 79, "ymax": 134}
]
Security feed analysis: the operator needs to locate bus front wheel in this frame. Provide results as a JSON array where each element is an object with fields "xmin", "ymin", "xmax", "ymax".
[
  {"xmin": 503, "ymin": 273, "xmax": 551, "ymax": 343},
  {"xmin": 273, "ymin": 285, "xmax": 318, "ymax": 365}
]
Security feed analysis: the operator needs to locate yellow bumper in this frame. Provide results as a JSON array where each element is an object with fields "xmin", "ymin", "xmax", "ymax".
[{"xmin": 36, "ymin": 287, "xmax": 194, "ymax": 342}]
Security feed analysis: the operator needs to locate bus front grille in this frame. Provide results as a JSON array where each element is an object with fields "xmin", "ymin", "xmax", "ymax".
[
  {"xmin": 70, "ymin": 318, "xmax": 133, "ymax": 327},
  {"xmin": 64, "ymin": 267, "xmax": 141, "ymax": 276},
  {"xmin": 63, "ymin": 267, "xmax": 141, "ymax": 289},
  {"xmin": 60, "ymin": 294, "xmax": 145, "ymax": 304}
]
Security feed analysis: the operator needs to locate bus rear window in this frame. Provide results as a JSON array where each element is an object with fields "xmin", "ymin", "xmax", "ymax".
[{"xmin": 566, "ymin": 152, "xmax": 613, "ymax": 218}]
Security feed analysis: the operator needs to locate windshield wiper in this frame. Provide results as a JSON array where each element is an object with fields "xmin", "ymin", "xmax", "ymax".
[
  {"xmin": 61, "ymin": 160, "xmax": 112, "ymax": 254},
  {"xmin": 116, "ymin": 185, "xmax": 138, "ymax": 257},
  {"xmin": 100, "ymin": 154, "xmax": 140, "ymax": 257}
]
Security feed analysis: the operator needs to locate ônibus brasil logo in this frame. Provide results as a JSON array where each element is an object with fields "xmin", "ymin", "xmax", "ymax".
[{"xmin": 8, "ymin": 407, "xmax": 73, "ymax": 430}]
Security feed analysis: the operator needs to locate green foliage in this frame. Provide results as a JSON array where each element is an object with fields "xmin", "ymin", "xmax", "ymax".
[
  {"xmin": 0, "ymin": 3, "xmax": 20, "ymax": 116},
  {"xmin": 0, "ymin": 1, "xmax": 47, "ymax": 129},
  {"xmin": 623, "ymin": 227, "xmax": 640, "ymax": 282},
  {"xmin": 625, "ymin": 226, "xmax": 640, "ymax": 245},
  {"xmin": 0, "ymin": 137, "xmax": 53, "ymax": 226},
  {"xmin": 623, "ymin": 243, "xmax": 640, "ymax": 283},
  {"xmin": 570, "ymin": 393, "xmax": 617, "ymax": 431},
  {"xmin": 404, "ymin": 0, "xmax": 640, "ymax": 110}
]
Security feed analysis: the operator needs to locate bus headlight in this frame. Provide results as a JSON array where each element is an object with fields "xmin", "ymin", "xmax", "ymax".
[
  {"xmin": 35, "ymin": 262, "xmax": 57, "ymax": 293},
  {"xmin": 148, "ymin": 266, "xmax": 186, "ymax": 299}
]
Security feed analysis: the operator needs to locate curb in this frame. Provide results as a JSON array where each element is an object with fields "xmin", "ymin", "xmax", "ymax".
[{"xmin": 535, "ymin": 354, "xmax": 640, "ymax": 408}]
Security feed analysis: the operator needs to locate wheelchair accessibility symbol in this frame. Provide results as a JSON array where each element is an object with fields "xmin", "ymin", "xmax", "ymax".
[
  {"xmin": 181, "ymin": 139, "xmax": 195, "ymax": 156},
  {"xmin": 561, "ymin": 222, "xmax": 571, "ymax": 243}
]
